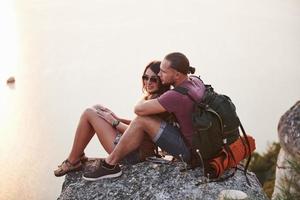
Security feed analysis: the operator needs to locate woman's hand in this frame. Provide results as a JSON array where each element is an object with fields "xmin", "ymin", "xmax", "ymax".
[
  {"xmin": 93, "ymin": 104, "xmax": 119, "ymax": 120},
  {"xmin": 93, "ymin": 104, "xmax": 111, "ymax": 113},
  {"xmin": 96, "ymin": 109, "xmax": 116, "ymax": 125}
]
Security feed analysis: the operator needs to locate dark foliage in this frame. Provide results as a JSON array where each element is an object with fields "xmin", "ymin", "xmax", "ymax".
[{"xmin": 248, "ymin": 142, "xmax": 280, "ymax": 198}]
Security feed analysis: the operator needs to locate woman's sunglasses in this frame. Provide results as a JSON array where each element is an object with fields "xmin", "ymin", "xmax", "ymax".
[{"xmin": 142, "ymin": 75, "xmax": 159, "ymax": 83}]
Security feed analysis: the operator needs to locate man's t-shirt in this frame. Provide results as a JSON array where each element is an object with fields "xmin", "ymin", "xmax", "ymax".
[{"xmin": 157, "ymin": 76, "xmax": 205, "ymax": 145}]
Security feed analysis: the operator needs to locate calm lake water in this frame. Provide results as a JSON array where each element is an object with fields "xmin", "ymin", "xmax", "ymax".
[
  {"xmin": 0, "ymin": 70, "xmax": 126, "ymax": 199},
  {"xmin": 1, "ymin": 0, "xmax": 300, "ymax": 199}
]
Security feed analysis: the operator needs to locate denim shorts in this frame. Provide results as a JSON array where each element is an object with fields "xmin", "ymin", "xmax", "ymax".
[
  {"xmin": 114, "ymin": 133, "xmax": 141, "ymax": 165},
  {"xmin": 153, "ymin": 121, "xmax": 191, "ymax": 162}
]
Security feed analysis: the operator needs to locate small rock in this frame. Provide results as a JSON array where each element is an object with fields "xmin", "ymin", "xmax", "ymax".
[
  {"xmin": 6, "ymin": 76, "xmax": 15, "ymax": 84},
  {"xmin": 218, "ymin": 190, "xmax": 248, "ymax": 200}
]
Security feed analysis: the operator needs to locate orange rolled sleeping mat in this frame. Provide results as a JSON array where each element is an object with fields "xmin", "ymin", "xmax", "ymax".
[{"xmin": 207, "ymin": 135, "xmax": 256, "ymax": 178}]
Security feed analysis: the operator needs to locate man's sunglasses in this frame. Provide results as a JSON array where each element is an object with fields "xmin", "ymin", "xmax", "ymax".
[{"xmin": 142, "ymin": 75, "xmax": 159, "ymax": 83}]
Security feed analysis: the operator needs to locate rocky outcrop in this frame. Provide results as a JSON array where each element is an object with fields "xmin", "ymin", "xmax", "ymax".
[
  {"xmin": 277, "ymin": 101, "xmax": 300, "ymax": 159},
  {"xmin": 58, "ymin": 159, "xmax": 268, "ymax": 200},
  {"xmin": 272, "ymin": 101, "xmax": 300, "ymax": 199}
]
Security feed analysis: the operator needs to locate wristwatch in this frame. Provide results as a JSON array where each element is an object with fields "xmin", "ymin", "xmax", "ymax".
[{"xmin": 112, "ymin": 120, "xmax": 120, "ymax": 128}]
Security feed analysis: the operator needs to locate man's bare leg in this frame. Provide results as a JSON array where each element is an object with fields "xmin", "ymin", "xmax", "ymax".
[{"xmin": 105, "ymin": 115, "xmax": 161, "ymax": 165}]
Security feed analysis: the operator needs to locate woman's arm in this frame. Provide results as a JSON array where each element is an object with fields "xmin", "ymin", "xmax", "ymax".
[
  {"xmin": 117, "ymin": 118, "xmax": 131, "ymax": 125},
  {"xmin": 96, "ymin": 110, "xmax": 129, "ymax": 133},
  {"xmin": 93, "ymin": 104, "xmax": 127, "ymax": 122},
  {"xmin": 113, "ymin": 120, "xmax": 128, "ymax": 133}
]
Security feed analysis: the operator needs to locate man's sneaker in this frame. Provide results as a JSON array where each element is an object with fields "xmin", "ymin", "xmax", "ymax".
[
  {"xmin": 80, "ymin": 153, "xmax": 89, "ymax": 164},
  {"xmin": 82, "ymin": 160, "xmax": 122, "ymax": 181}
]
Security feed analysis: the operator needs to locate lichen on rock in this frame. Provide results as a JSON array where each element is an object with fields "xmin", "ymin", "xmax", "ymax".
[
  {"xmin": 277, "ymin": 101, "xmax": 300, "ymax": 159},
  {"xmin": 273, "ymin": 101, "xmax": 300, "ymax": 199},
  {"xmin": 58, "ymin": 159, "xmax": 268, "ymax": 200}
]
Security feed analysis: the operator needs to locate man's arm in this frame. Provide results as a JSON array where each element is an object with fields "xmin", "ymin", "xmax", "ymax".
[{"xmin": 134, "ymin": 98, "xmax": 166, "ymax": 116}]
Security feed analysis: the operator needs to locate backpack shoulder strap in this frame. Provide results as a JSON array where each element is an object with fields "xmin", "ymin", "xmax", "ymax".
[
  {"xmin": 173, "ymin": 84, "xmax": 215, "ymax": 104},
  {"xmin": 173, "ymin": 86, "xmax": 198, "ymax": 102},
  {"xmin": 173, "ymin": 86, "xmax": 189, "ymax": 95}
]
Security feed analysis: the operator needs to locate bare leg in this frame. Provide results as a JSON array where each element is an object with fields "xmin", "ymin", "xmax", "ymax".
[
  {"xmin": 106, "ymin": 115, "xmax": 161, "ymax": 165},
  {"xmin": 68, "ymin": 108, "xmax": 117, "ymax": 163}
]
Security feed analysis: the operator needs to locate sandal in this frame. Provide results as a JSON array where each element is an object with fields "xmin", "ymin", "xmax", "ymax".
[{"xmin": 54, "ymin": 159, "xmax": 82, "ymax": 177}]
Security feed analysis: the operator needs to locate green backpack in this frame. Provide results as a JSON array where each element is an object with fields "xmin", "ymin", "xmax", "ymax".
[
  {"xmin": 174, "ymin": 84, "xmax": 240, "ymax": 158},
  {"xmin": 173, "ymin": 81, "xmax": 253, "ymax": 178}
]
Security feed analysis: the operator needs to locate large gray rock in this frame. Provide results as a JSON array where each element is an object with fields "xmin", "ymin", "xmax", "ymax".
[
  {"xmin": 272, "ymin": 101, "xmax": 300, "ymax": 199},
  {"xmin": 277, "ymin": 101, "xmax": 300, "ymax": 159},
  {"xmin": 58, "ymin": 159, "xmax": 268, "ymax": 200}
]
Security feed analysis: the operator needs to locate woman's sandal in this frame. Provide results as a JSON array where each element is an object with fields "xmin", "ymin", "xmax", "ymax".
[{"xmin": 54, "ymin": 159, "xmax": 83, "ymax": 177}]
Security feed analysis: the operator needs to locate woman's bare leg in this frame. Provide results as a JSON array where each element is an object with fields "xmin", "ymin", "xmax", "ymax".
[{"xmin": 67, "ymin": 108, "xmax": 117, "ymax": 163}]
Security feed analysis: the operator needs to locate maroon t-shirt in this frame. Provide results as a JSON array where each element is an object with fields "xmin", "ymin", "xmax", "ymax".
[{"xmin": 157, "ymin": 76, "xmax": 205, "ymax": 145}]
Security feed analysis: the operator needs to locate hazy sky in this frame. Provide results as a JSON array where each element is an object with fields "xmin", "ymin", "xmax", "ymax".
[{"xmin": 0, "ymin": 0, "xmax": 300, "ymax": 199}]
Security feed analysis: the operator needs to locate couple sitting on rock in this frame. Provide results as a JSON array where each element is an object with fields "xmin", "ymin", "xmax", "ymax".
[{"xmin": 54, "ymin": 52, "xmax": 205, "ymax": 181}]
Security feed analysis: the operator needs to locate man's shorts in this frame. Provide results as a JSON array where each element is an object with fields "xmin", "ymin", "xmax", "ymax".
[{"xmin": 153, "ymin": 121, "xmax": 191, "ymax": 162}]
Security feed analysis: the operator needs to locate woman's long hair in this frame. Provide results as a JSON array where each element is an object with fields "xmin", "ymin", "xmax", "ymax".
[{"xmin": 142, "ymin": 61, "xmax": 170, "ymax": 98}]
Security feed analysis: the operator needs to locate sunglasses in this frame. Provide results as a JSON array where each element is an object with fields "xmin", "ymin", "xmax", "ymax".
[{"xmin": 142, "ymin": 75, "xmax": 159, "ymax": 83}]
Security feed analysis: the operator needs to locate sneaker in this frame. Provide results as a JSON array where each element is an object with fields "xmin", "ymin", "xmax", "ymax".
[
  {"xmin": 54, "ymin": 159, "xmax": 82, "ymax": 177},
  {"xmin": 82, "ymin": 160, "xmax": 122, "ymax": 181}
]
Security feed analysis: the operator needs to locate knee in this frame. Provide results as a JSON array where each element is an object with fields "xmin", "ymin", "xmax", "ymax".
[
  {"xmin": 92, "ymin": 104, "xmax": 106, "ymax": 112},
  {"xmin": 81, "ymin": 108, "xmax": 95, "ymax": 119},
  {"xmin": 92, "ymin": 104, "xmax": 101, "ymax": 110},
  {"xmin": 132, "ymin": 116, "xmax": 153, "ymax": 127}
]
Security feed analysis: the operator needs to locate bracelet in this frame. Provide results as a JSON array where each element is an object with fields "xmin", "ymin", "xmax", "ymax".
[{"xmin": 112, "ymin": 120, "xmax": 120, "ymax": 128}]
